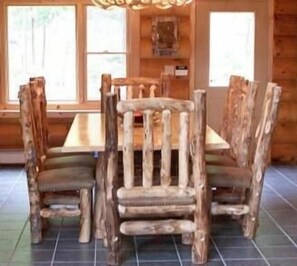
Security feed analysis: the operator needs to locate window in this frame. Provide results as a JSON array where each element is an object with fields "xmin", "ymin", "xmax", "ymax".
[
  {"xmin": 209, "ymin": 12, "xmax": 255, "ymax": 87},
  {"xmin": 8, "ymin": 6, "xmax": 76, "ymax": 102},
  {"xmin": 86, "ymin": 6, "xmax": 126, "ymax": 100},
  {"xmin": 4, "ymin": 2, "xmax": 127, "ymax": 107}
]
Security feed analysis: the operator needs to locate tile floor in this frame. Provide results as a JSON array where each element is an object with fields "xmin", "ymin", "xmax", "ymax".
[{"xmin": 0, "ymin": 165, "xmax": 296, "ymax": 266}]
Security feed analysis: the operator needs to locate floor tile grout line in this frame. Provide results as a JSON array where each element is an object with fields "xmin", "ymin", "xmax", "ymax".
[
  {"xmin": 133, "ymin": 236, "xmax": 140, "ymax": 266},
  {"xmin": 171, "ymin": 235, "xmax": 183, "ymax": 266},
  {"xmin": 265, "ymin": 182, "xmax": 297, "ymax": 212},
  {"xmin": 51, "ymin": 231, "xmax": 61, "ymax": 265},
  {"xmin": 8, "ymin": 213, "xmax": 30, "ymax": 264},
  {"xmin": 210, "ymin": 237, "xmax": 227, "ymax": 266},
  {"xmin": 94, "ymin": 238, "xmax": 97, "ymax": 266},
  {"xmin": 260, "ymin": 207, "xmax": 297, "ymax": 248},
  {"xmin": 251, "ymin": 239, "xmax": 271, "ymax": 266},
  {"xmin": 272, "ymin": 166, "xmax": 297, "ymax": 188},
  {"xmin": 0, "ymin": 169, "xmax": 25, "ymax": 209}
]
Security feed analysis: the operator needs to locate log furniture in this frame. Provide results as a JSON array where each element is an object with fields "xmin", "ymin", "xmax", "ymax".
[
  {"xmin": 28, "ymin": 77, "xmax": 96, "ymax": 171},
  {"xmin": 206, "ymin": 75, "xmax": 260, "ymax": 168},
  {"xmin": 103, "ymin": 90, "xmax": 209, "ymax": 265},
  {"xmin": 62, "ymin": 111, "xmax": 229, "ymax": 241},
  {"xmin": 19, "ymin": 84, "xmax": 95, "ymax": 244},
  {"xmin": 62, "ymin": 113, "xmax": 229, "ymax": 153},
  {"xmin": 207, "ymin": 84, "xmax": 282, "ymax": 238},
  {"xmin": 100, "ymin": 73, "xmax": 170, "ymax": 113}
]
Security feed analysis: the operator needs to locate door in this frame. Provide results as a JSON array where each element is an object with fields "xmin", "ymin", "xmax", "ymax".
[{"xmin": 195, "ymin": 0, "xmax": 269, "ymax": 132}]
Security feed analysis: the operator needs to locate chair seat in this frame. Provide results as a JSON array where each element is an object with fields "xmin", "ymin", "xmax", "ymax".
[
  {"xmin": 44, "ymin": 155, "xmax": 96, "ymax": 170},
  {"xmin": 207, "ymin": 165, "xmax": 252, "ymax": 189},
  {"xmin": 46, "ymin": 146, "xmax": 93, "ymax": 158},
  {"xmin": 206, "ymin": 153, "xmax": 237, "ymax": 166},
  {"xmin": 43, "ymin": 191, "xmax": 80, "ymax": 205},
  {"xmin": 38, "ymin": 167, "xmax": 95, "ymax": 192}
]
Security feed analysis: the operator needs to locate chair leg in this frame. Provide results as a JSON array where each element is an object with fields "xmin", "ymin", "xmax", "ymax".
[
  {"xmin": 243, "ymin": 171, "xmax": 264, "ymax": 239},
  {"xmin": 105, "ymin": 202, "xmax": 121, "ymax": 266},
  {"xmin": 94, "ymin": 155, "xmax": 107, "ymax": 243},
  {"xmin": 192, "ymin": 226, "xmax": 209, "ymax": 264},
  {"xmin": 79, "ymin": 188, "xmax": 92, "ymax": 243},
  {"xmin": 182, "ymin": 233, "xmax": 194, "ymax": 245},
  {"xmin": 29, "ymin": 191, "xmax": 42, "ymax": 244}
]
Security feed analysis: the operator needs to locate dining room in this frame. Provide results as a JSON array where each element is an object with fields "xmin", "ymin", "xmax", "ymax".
[{"xmin": 0, "ymin": 0, "xmax": 296, "ymax": 265}]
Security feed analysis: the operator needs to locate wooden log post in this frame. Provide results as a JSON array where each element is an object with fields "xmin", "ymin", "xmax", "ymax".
[
  {"xmin": 244, "ymin": 86, "xmax": 282, "ymax": 239},
  {"xmin": 19, "ymin": 85, "xmax": 42, "ymax": 244},
  {"xmin": 94, "ymin": 155, "xmax": 107, "ymax": 241},
  {"xmin": 104, "ymin": 92, "xmax": 121, "ymax": 265},
  {"xmin": 191, "ymin": 89, "xmax": 209, "ymax": 264},
  {"xmin": 101, "ymin": 74, "xmax": 112, "ymax": 113},
  {"xmin": 161, "ymin": 72, "xmax": 171, "ymax": 97},
  {"xmin": 79, "ymin": 188, "xmax": 92, "ymax": 243}
]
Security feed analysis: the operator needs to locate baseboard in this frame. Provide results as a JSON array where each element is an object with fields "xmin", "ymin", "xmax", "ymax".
[{"xmin": 0, "ymin": 150, "xmax": 25, "ymax": 164}]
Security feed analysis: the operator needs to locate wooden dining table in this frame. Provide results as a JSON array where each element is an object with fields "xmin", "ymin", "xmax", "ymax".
[{"xmin": 62, "ymin": 113, "xmax": 230, "ymax": 153}]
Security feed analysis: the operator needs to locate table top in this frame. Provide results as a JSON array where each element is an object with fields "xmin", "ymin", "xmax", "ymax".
[{"xmin": 63, "ymin": 113, "xmax": 229, "ymax": 152}]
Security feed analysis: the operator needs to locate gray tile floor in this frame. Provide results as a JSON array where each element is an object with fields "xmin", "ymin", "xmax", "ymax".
[{"xmin": 0, "ymin": 165, "xmax": 296, "ymax": 266}]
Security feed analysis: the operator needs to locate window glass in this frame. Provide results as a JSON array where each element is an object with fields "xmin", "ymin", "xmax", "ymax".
[
  {"xmin": 7, "ymin": 6, "xmax": 76, "ymax": 102},
  {"xmin": 86, "ymin": 6, "xmax": 126, "ymax": 100},
  {"xmin": 209, "ymin": 12, "xmax": 255, "ymax": 86}
]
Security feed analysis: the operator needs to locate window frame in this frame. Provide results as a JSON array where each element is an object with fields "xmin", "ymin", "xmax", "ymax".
[{"xmin": 0, "ymin": 0, "xmax": 137, "ymax": 112}]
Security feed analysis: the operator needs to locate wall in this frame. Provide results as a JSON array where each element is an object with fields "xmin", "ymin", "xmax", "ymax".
[{"xmin": 271, "ymin": 0, "xmax": 297, "ymax": 163}]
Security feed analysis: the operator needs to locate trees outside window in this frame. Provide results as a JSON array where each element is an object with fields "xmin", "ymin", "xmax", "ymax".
[{"xmin": 5, "ymin": 2, "xmax": 127, "ymax": 106}]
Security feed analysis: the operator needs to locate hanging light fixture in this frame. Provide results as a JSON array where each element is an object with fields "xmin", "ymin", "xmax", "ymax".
[{"xmin": 91, "ymin": 0, "xmax": 192, "ymax": 10}]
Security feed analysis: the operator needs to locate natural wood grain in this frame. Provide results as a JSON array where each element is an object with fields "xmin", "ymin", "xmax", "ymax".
[{"xmin": 63, "ymin": 113, "xmax": 229, "ymax": 153}]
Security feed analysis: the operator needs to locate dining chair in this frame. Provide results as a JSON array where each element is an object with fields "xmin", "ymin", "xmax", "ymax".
[
  {"xmin": 19, "ymin": 84, "xmax": 95, "ymax": 244},
  {"xmin": 28, "ymin": 78, "xmax": 96, "ymax": 171},
  {"xmin": 103, "ymin": 90, "xmax": 209, "ymax": 265},
  {"xmin": 207, "ymin": 84, "xmax": 282, "ymax": 239},
  {"xmin": 100, "ymin": 73, "xmax": 171, "ymax": 113},
  {"xmin": 206, "ymin": 75, "xmax": 260, "ymax": 168},
  {"xmin": 29, "ymin": 76, "xmax": 94, "ymax": 158}
]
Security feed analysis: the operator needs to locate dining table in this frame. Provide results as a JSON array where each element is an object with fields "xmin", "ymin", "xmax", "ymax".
[
  {"xmin": 62, "ymin": 113, "xmax": 230, "ymax": 153},
  {"xmin": 62, "ymin": 112, "xmax": 230, "ymax": 239}
]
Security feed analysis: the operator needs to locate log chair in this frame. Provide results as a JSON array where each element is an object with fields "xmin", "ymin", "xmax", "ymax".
[
  {"xmin": 28, "ymin": 78, "xmax": 96, "ymax": 170},
  {"xmin": 207, "ymin": 85, "xmax": 282, "ymax": 239},
  {"xmin": 103, "ymin": 90, "xmax": 210, "ymax": 265},
  {"xmin": 19, "ymin": 84, "xmax": 95, "ymax": 244}
]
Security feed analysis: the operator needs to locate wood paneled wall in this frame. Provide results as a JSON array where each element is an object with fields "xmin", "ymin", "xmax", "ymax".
[
  {"xmin": 271, "ymin": 0, "xmax": 297, "ymax": 163},
  {"xmin": 139, "ymin": 5, "xmax": 192, "ymax": 99}
]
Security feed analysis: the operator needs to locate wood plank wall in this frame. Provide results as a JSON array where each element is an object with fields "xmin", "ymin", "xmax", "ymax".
[
  {"xmin": 271, "ymin": 0, "xmax": 297, "ymax": 163},
  {"xmin": 139, "ymin": 6, "xmax": 192, "ymax": 99}
]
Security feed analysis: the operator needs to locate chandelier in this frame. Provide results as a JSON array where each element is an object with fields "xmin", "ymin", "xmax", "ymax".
[{"xmin": 91, "ymin": 0, "xmax": 193, "ymax": 10}]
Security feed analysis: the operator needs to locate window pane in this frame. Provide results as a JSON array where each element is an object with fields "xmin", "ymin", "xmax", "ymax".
[
  {"xmin": 209, "ymin": 12, "xmax": 255, "ymax": 87},
  {"xmin": 87, "ymin": 7, "xmax": 126, "ymax": 52},
  {"xmin": 8, "ymin": 6, "xmax": 76, "ymax": 102},
  {"xmin": 87, "ymin": 54, "xmax": 126, "ymax": 100}
]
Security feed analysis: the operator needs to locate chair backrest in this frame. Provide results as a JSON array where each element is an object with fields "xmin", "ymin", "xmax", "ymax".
[
  {"xmin": 19, "ymin": 84, "xmax": 39, "ymax": 181},
  {"xmin": 251, "ymin": 84, "xmax": 281, "ymax": 169},
  {"xmin": 220, "ymin": 75, "xmax": 259, "ymax": 167},
  {"xmin": 29, "ymin": 77, "xmax": 48, "ymax": 156},
  {"xmin": 100, "ymin": 73, "xmax": 171, "ymax": 113},
  {"xmin": 115, "ymin": 90, "xmax": 206, "ymax": 192},
  {"xmin": 244, "ymin": 84, "xmax": 281, "ymax": 237}
]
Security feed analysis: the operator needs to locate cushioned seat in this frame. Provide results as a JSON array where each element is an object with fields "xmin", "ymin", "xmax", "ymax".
[
  {"xmin": 38, "ymin": 166, "xmax": 95, "ymax": 192},
  {"xmin": 207, "ymin": 165, "xmax": 252, "ymax": 188},
  {"xmin": 43, "ymin": 191, "xmax": 80, "ymax": 205},
  {"xmin": 46, "ymin": 146, "xmax": 93, "ymax": 158},
  {"xmin": 206, "ymin": 153, "xmax": 237, "ymax": 166},
  {"xmin": 43, "ymin": 155, "xmax": 96, "ymax": 170}
]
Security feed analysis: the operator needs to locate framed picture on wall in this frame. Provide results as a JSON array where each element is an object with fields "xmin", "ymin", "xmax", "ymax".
[{"xmin": 151, "ymin": 16, "xmax": 179, "ymax": 57}]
